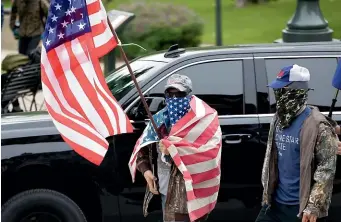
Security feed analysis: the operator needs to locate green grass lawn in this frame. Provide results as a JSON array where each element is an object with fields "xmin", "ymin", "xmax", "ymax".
[
  {"xmin": 2, "ymin": 0, "xmax": 12, "ymax": 8},
  {"xmin": 106, "ymin": 0, "xmax": 341, "ymax": 45}
]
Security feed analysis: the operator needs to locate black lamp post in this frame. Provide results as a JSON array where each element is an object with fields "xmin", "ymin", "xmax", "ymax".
[
  {"xmin": 215, "ymin": 0, "xmax": 222, "ymax": 46},
  {"xmin": 276, "ymin": 0, "xmax": 337, "ymax": 43}
]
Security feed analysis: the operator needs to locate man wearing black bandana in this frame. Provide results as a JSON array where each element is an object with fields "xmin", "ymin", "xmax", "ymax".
[{"xmin": 256, "ymin": 65, "xmax": 338, "ymax": 222}]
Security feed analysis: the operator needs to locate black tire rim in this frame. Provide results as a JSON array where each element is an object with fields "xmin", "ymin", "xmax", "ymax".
[{"xmin": 19, "ymin": 211, "xmax": 62, "ymax": 222}]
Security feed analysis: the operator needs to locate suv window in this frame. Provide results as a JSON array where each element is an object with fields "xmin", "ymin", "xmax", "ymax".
[
  {"xmin": 263, "ymin": 57, "xmax": 340, "ymax": 113},
  {"xmin": 105, "ymin": 60, "xmax": 164, "ymax": 101},
  {"xmin": 148, "ymin": 60, "xmax": 244, "ymax": 115}
]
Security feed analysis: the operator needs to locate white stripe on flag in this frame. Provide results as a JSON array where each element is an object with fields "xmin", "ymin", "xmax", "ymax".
[
  {"xmin": 195, "ymin": 98, "xmax": 206, "ymax": 118},
  {"xmin": 186, "ymin": 148, "xmax": 221, "ymax": 174},
  {"xmin": 86, "ymin": 0, "xmax": 97, "ymax": 5},
  {"xmin": 183, "ymin": 112, "xmax": 216, "ymax": 143},
  {"xmin": 71, "ymin": 40, "xmax": 119, "ymax": 133},
  {"xmin": 187, "ymin": 191, "xmax": 219, "ymax": 212},
  {"xmin": 71, "ymin": 40, "xmax": 95, "ymax": 83},
  {"xmin": 193, "ymin": 176, "xmax": 221, "ymax": 189},
  {"xmin": 42, "ymin": 82, "xmax": 108, "ymax": 145},
  {"xmin": 86, "ymin": 50, "xmax": 129, "ymax": 133},
  {"xmin": 93, "ymin": 26, "xmax": 113, "ymax": 48},
  {"xmin": 55, "ymin": 44, "xmax": 109, "ymax": 137},
  {"xmin": 52, "ymin": 119, "xmax": 107, "ymax": 157},
  {"xmin": 89, "ymin": 11, "xmax": 102, "ymax": 26},
  {"xmin": 41, "ymin": 49, "xmax": 82, "ymax": 119}
]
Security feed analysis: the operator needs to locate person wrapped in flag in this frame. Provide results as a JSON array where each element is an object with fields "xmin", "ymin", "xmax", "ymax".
[{"xmin": 128, "ymin": 74, "xmax": 222, "ymax": 222}]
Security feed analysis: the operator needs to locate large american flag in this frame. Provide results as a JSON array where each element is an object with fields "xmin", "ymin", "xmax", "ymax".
[
  {"xmin": 129, "ymin": 96, "xmax": 222, "ymax": 221},
  {"xmin": 41, "ymin": 0, "xmax": 133, "ymax": 165}
]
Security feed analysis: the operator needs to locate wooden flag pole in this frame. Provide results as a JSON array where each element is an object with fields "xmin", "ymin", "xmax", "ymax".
[
  {"xmin": 107, "ymin": 17, "xmax": 160, "ymax": 191},
  {"xmin": 106, "ymin": 18, "xmax": 161, "ymax": 138}
]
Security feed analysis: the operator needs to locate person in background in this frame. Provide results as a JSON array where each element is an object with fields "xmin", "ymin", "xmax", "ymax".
[
  {"xmin": 256, "ymin": 64, "xmax": 338, "ymax": 222},
  {"xmin": 10, "ymin": 0, "xmax": 49, "ymax": 55}
]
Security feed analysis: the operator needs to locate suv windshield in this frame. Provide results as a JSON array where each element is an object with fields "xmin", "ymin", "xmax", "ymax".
[{"xmin": 105, "ymin": 60, "xmax": 164, "ymax": 101}]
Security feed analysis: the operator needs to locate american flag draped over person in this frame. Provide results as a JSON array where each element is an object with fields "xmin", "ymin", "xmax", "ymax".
[
  {"xmin": 41, "ymin": 0, "xmax": 133, "ymax": 165},
  {"xmin": 129, "ymin": 96, "xmax": 222, "ymax": 221}
]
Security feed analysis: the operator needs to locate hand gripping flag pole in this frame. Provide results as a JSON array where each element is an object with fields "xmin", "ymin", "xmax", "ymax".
[
  {"xmin": 106, "ymin": 17, "xmax": 161, "ymax": 190},
  {"xmin": 329, "ymin": 58, "xmax": 341, "ymax": 118}
]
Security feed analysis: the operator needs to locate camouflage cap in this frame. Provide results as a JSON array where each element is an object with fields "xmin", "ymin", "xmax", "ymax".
[{"xmin": 165, "ymin": 74, "xmax": 193, "ymax": 93}]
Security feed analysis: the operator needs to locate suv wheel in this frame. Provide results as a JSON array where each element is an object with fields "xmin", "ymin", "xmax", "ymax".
[{"xmin": 1, "ymin": 189, "xmax": 87, "ymax": 222}]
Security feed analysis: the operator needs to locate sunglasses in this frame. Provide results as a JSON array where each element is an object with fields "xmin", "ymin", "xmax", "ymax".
[{"xmin": 165, "ymin": 90, "xmax": 187, "ymax": 98}]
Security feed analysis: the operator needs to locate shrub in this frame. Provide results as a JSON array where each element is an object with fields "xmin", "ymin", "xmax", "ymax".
[{"xmin": 116, "ymin": 2, "xmax": 204, "ymax": 59}]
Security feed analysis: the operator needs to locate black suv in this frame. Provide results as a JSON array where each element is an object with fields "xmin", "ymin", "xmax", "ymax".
[{"xmin": 2, "ymin": 43, "xmax": 341, "ymax": 222}]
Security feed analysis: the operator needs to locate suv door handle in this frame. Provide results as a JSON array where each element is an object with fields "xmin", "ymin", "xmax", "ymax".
[{"xmin": 222, "ymin": 134, "xmax": 252, "ymax": 144}]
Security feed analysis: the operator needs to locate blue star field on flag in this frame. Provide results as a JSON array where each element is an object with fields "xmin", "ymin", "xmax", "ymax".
[
  {"xmin": 140, "ymin": 108, "xmax": 169, "ymax": 145},
  {"xmin": 139, "ymin": 97, "xmax": 191, "ymax": 161},
  {"xmin": 165, "ymin": 96, "xmax": 191, "ymax": 126},
  {"xmin": 43, "ymin": 0, "xmax": 91, "ymax": 51}
]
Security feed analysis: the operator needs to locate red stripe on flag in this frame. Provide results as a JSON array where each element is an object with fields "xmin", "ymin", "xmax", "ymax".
[
  {"xmin": 192, "ymin": 116, "xmax": 219, "ymax": 147},
  {"xmin": 93, "ymin": 83, "xmax": 120, "ymax": 134},
  {"xmin": 181, "ymin": 146, "xmax": 220, "ymax": 166},
  {"xmin": 91, "ymin": 22, "xmax": 106, "ymax": 37},
  {"xmin": 45, "ymin": 103, "xmax": 107, "ymax": 165},
  {"xmin": 189, "ymin": 200, "xmax": 217, "ymax": 222},
  {"xmin": 170, "ymin": 111, "xmax": 196, "ymax": 136},
  {"xmin": 191, "ymin": 167, "xmax": 220, "ymax": 185},
  {"xmin": 41, "ymin": 68, "xmax": 88, "ymax": 126},
  {"xmin": 186, "ymin": 190, "xmax": 196, "ymax": 201},
  {"xmin": 86, "ymin": 1, "xmax": 100, "ymax": 15},
  {"xmin": 94, "ymin": 37, "xmax": 117, "ymax": 58},
  {"xmin": 62, "ymin": 135, "xmax": 105, "ymax": 166},
  {"xmin": 89, "ymin": 43, "xmax": 132, "ymax": 134},
  {"xmin": 192, "ymin": 185, "xmax": 220, "ymax": 199},
  {"xmin": 45, "ymin": 103, "xmax": 108, "ymax": 149},
  {"xmin": 174, "ymin": 119, "xmax": 197, "ymax": 140},
  {"xmin": 66, "ymin": 35, "xmax": 115, "ymax": 135},
  {"xmin": 45, "ymin": 49, "xmax": 88, "ymax": 121}
]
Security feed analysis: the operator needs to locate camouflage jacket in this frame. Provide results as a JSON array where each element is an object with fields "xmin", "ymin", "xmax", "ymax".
[
  {"xmin": 261, "ymin": 106, "xmax": 338, "ymax": 218},
  {"xmin": 10, "ymin": 0, "xmax": 49, "ymax": 37}
]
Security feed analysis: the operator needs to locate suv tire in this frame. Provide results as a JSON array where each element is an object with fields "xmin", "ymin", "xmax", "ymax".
[{"xmin": 1, "ymin": 189, "xmax": 87, "ymax": 222}]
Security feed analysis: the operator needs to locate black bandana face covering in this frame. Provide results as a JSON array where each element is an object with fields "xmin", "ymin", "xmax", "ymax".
[{"xmin": 274, "ymin": 88, "xmax": 308, "ymax": 128}]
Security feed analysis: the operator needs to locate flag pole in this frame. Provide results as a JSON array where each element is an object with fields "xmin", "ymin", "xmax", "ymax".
[
  {"xmin": 328, "ymin": 90, "xmax": 339, "ymax": 118},
  {"xmin": 106, "ymin": 17, "xmax": 160, "ymax": 191},
  {"xmin": 329, "ymin": 58, "xmax": 341, "ymax": 118},
  {"xmin": 106, "ymin": 17, "xmax": 161, "ymax": 138}
]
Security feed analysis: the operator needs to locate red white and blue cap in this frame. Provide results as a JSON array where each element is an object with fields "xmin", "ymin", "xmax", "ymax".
[{"xmin": 268, "ymin": 64, "xmax": 310, "ymax": 89}]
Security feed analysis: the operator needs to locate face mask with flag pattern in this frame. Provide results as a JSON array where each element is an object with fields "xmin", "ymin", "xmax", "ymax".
[{"xmin": 165, "ymin": 96, "xmax": 191, "ymax": 126}]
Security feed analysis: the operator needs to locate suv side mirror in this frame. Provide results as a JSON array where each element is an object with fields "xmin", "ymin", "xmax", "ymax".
[{"xmin": 129, "ymin": 97, "xmax": 166, "ymax": 120}]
